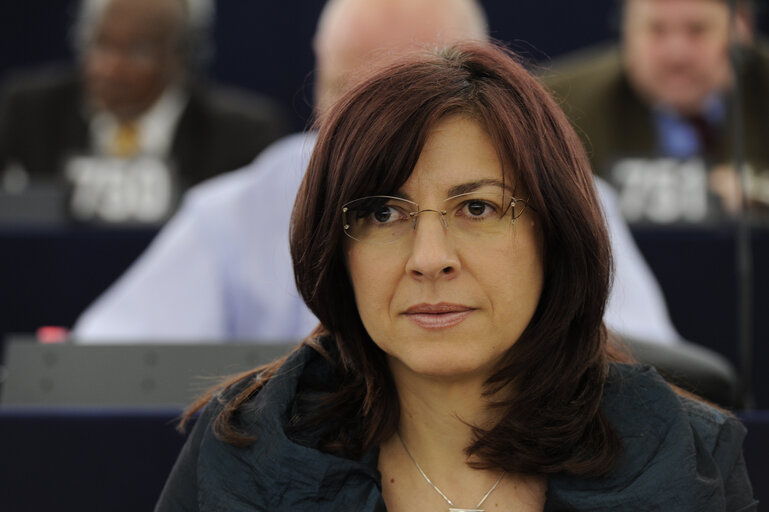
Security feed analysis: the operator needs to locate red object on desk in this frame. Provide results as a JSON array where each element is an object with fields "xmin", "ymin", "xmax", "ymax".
[{"xmin": 36, "ymin": 326, "xmax": 69, "ymax": 344}]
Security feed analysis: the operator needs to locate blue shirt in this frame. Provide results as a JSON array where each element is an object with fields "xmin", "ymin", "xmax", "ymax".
[{"xmin": 653, "ymin": 94, "xmax": 726, "ymax": 159}]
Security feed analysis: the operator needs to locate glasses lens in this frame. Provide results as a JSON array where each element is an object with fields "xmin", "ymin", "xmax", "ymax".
[
  {"xmin": 446, "ymin": 191, "xmax": 516, "ymax": 238},
  {"xmin": 342, "ymin": 192, "xmax": 526, "ymax": 244},
  {"xmin": 343, "ymin": 196, "xmax": 415, "ymax": 244}
]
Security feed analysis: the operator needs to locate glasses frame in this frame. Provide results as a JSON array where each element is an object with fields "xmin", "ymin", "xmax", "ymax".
[{"xmin": 341, "ymin": 191, "xmax": 531, "ymax": 245}]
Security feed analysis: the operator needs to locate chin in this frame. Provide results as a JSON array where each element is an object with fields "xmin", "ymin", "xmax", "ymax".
[
  {"xmin": 666, "ymin": 96, "xmax": 707, "ymax": 116},
  {"xmin": 397, "ymin": 350, "xmax": 496, "ymax": 381}
]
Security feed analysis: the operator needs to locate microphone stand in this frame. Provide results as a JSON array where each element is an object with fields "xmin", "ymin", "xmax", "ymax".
[{"xmin": 728, "ymin": 0, "xmax": 754, "ymax": 409}]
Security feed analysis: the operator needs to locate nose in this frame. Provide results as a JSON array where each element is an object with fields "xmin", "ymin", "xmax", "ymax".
[
  {"xmin": 661, "ymin": 30, "xmax": 694, "ymax": 62},
  {"xmin": 88, "ymin": 45, "xmax": 130, "ymax": 83},
  {"xmin": 405, "ymin": 210, "xmax": 460, "ymax": 281}
]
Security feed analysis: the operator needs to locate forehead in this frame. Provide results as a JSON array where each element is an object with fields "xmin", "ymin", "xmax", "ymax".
[
  {"xmin": 402, "ymin": 115, "xmax": 512, "ymax": 196},
  {"xmin": 625, "ymin": 0, "xmax": 730, "ymax": 25},
  {"xmin": 316, "ymin": 0, "xmax": 484, "ymax": 78},
  {"xmin": 94, "ymin": 0, "xmax": 183, "ymax": 42}
]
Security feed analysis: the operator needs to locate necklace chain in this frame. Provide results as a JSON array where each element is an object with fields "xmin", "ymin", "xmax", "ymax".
[{"xmin": 397, "ymin": 432, "xmax": 505, "ymax": 512}]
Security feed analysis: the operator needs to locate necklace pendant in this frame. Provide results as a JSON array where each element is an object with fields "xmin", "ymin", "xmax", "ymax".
[{"xmin": 448, "ymin": 509, "xmax": 485, "ymax": 512}]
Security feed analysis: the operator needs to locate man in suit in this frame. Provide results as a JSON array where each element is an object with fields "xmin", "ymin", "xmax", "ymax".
[
  {"xmin": 0, "ymin": 0, "xmax": 287, "ymax": 224},
  {"xmin": 543, "ymin": 0, "xmax": 769, "ymax": 225}
]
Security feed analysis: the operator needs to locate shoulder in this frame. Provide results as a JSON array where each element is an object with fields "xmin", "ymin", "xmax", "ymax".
[
  {"xmin": 538, "ymin": 44, "xmax": 628, "ymax": 121},
  {"xmin": 548, "ymin": 364, "xmax": 751, "ymax": 509},
  {"xmin": 540, "ymin": 44, "xmax": 623, "ymax": 92},
  {"xmin": 744, "ymin": 39, "xmax": 769, "ymax": 85},
  {"xmin": 178, "ymin": 339, "xmax": 383, "ymax": 510},
  {"xmin": 606, "ymin": 365, "xmax": 747, "ymax": 504},
  {"xmin": 2, "ymin": 65, "xmax": 79, "ymax": 94},
  {"xmin": 604, "ymin": 364, "xmax": 741, "ymax": 443},
  {"xmin": 182, "ymin": 131, "xmax": 315, "ymax": 212},
  {"xmin": 188, "ymin": 342, "xmax": 326, "ymax": 461},
  {"xmin": 195, "ymin": 338, "xmax": 329, "ymax": 431},
  {"xmin": 0, "ymin": 66, "xmax": 81, "ymax": 112},
  {"xmin": 186, "ymin": 82, "xmax": 289, "ymax": 130}
]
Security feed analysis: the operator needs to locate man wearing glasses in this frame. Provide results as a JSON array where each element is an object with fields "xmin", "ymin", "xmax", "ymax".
[{"xmin": 0, "ymin": 0, "xmax": 287, "ymax": 224}]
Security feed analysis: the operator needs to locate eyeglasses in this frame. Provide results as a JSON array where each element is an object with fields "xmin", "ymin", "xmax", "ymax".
[{"xmin": 342, "ymin": 191, "xmax": 530, "ymax": 245}]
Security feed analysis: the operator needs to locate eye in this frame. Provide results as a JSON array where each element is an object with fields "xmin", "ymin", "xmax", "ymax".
[
  {"xmin": 361, "ymin": 203, "xmax": 409, "ymax": 225},
  {"xmin": 466, "ymin": 200, "xmax": 491, "ymax": 217},
  {"xmin": 372, "ymin": 206, "xmax": 396, "ymax": 223},
  {"xmin": 456, "ymin": 199, "xmax": 500, "ymax": 221}
]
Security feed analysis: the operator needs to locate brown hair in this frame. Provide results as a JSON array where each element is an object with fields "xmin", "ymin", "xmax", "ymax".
[{"xmin": 185, "ymin": 41, "xmax": 620, "ymax": 477}]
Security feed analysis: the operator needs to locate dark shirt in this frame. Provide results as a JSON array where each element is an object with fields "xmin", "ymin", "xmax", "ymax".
[{"xmin": 156, "ymin": 340, "xmax": 756, "ymax": 511}]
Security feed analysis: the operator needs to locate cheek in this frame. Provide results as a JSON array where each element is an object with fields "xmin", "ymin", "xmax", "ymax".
[
  {"xmin": 346, "ymin": 247, "xmax": 397, "ymax": 329},
  {"xmin": 702, "ymin": 43, "xmax": 730, "ymax": 74},
  {"xmin": 132, "ymin": 63, "xmax": 167, "ymax": 89},
  {"xmin": 502, "ymin": 262, "xmax": 543, "ymax": 313},
  {"xmin": 492, "ymin": 224, "xmax": 544, "ymax": 312}
]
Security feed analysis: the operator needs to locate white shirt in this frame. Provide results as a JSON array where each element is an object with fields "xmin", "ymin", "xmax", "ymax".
[
  {"xmin": 73, "ymin": 132, "xmax": 680, "ymax": 344},
  {"xmin": 65, "ymin": 88, "xmax": 189, "ymax": 223},
  {"xmin": 90, "ymin": 87, "xmax": 188, "ymax": 158}
]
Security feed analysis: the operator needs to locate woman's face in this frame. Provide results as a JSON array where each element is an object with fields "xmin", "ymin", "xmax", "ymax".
[{"xmin": 345, "ymin": 115, "xmax": 544, "ymax": 383}]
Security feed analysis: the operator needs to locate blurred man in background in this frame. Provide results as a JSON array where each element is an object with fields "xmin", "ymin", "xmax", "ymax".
[
  {"xmin": 0, "ymin": 0, "xmax": 287, "ymax": 224},
  {"xmin": 74, "ymin": 0, "xmax": 681, "ymax": 346},
  {"xmin": 544, "ymin": 0, "xmax": 769, "ymax": 225}
]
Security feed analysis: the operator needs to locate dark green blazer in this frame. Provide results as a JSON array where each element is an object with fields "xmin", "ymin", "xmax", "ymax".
[
  {"xmin": 540, "ymin": 43, "xmax": 769, "ymax": 180},
  {"xmin": 155, "ymin": 339, "xmax": 756, "ymax": 511}
]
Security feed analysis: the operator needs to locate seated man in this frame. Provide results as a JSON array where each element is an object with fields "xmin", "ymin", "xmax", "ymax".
[
  {"xmin": 542, "ymin": 0, "xmax": 769, "ymax": 225},
  {"xmin": 73, "ymin": 0, "xmax": 681, "ymax": 345},
  {"xmin": 0, "ymin": 0, "xmax": 287, "ymax": 224}
]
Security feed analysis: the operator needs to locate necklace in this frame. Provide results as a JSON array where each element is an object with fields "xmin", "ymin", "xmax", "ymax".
[{"xmin": 397, "ymin": 432, "xmax": 505, "ymax": 512}]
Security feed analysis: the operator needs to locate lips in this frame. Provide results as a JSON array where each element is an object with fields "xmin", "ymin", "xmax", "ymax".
[{"xmin": 403, "ymin": 303, "xmax": 475, "ymax": 329}]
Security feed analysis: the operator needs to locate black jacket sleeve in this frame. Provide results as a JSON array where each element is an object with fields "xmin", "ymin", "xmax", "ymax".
[
  {"xmin": 154, "ymin": 403, "xmax": 218, "ymax": 512},
  {"xmin": 724, "ymin": 450, "xmax": 758, "ymax": 511}
]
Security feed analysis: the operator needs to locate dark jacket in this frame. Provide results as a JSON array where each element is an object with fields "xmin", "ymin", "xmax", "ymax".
[
  {"xmin": 155, "ymin": 340, "xmax": 756, "ymax": 511},
  {"xmin": 0, "ymin": 67, "xmax": 289, "ymax": 191}
]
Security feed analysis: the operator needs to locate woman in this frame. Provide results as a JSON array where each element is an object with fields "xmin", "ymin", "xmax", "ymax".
[{"xmin": 155, "ymin": 42, "xmax": 755, "ymax": 511}]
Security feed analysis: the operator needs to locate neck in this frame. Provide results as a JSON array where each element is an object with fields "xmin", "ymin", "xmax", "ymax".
[
  {"xmin": 388, "ymin": 356, "xmax": 506, "ymax": 471},
  {"xmin": 379, "ymin": 364, "xmax": 511, "ymax": 511}
]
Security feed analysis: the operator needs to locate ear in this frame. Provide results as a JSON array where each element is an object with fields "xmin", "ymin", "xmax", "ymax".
[{"xmin": 732, "ymin": 3, "xmax": 755, "ymax": 45}]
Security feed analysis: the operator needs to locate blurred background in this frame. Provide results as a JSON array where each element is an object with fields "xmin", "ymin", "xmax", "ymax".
[
  {"xmin": 1, "ymin": 0, "xmax": 767, "ymax": 402},
  {"xmin": 0, "ymin": 1, "xmax": 767, "ymax": 509}
]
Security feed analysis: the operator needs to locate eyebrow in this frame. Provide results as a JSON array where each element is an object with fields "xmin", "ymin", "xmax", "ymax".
[
  {"xmin": 396, "ymin": 178, "xmax": 511, "ymax": 202},
  {"xmin": 447, "ymin": 178, "xmax": 509, "ymax": 197}
]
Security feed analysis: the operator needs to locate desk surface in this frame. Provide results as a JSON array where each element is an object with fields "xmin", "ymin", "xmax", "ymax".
[{"xmin": 0, "ymin": 340, "xmax": 294, "ymax": 407}]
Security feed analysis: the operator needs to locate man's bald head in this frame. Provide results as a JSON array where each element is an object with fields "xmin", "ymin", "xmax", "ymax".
[{"xmin": 312, "ymin": 0, "xmax": 488, "ymax": 114}]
